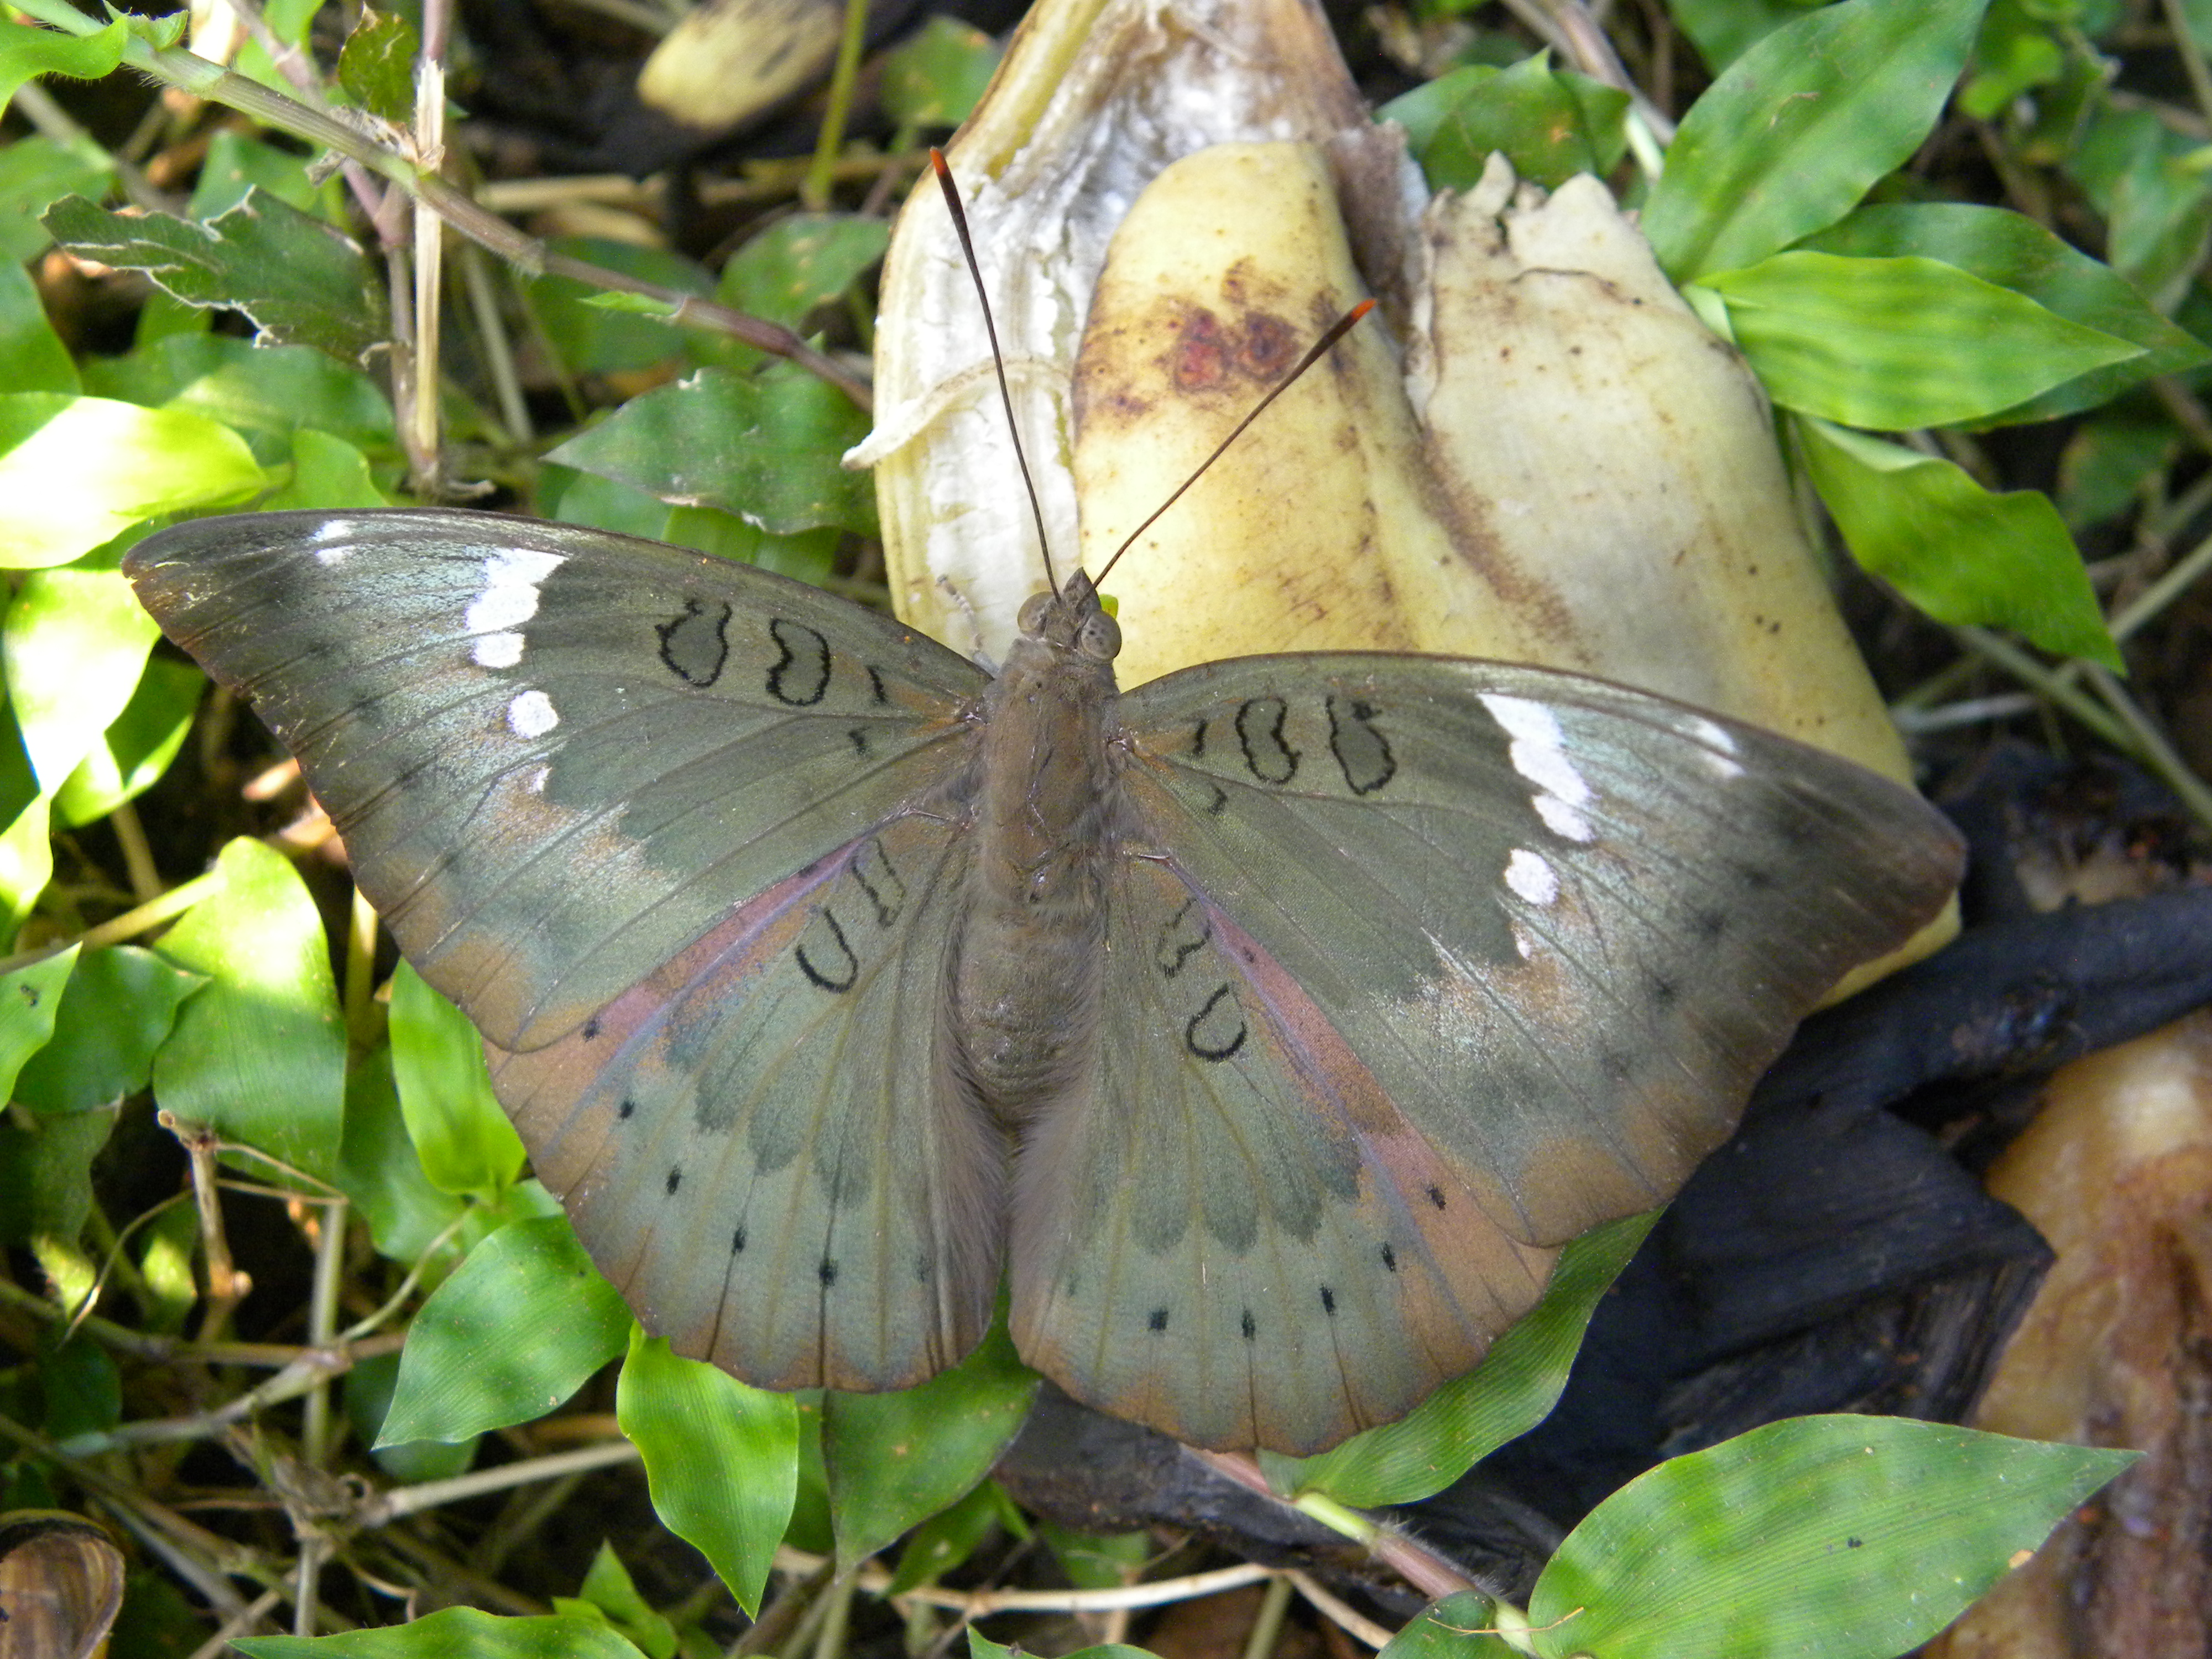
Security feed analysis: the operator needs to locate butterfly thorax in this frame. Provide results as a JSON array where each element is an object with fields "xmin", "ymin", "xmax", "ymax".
[{"xmin": 950, "ymin": 578, "xmax": 1126, "ymax": 1127}]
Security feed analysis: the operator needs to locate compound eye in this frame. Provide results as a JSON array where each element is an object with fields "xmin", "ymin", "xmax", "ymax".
[
  {"xmin": 1017, "ymin": 592, "xmax": 1055, "ymax": 635},
  {"xmin": 1077, "ymin": 610, "xmax": 1121, "ymax": 661}
]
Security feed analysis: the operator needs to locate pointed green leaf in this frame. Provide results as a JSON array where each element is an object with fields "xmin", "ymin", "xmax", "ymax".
[
  {"xmin": 886, "ymin": 1478, "xmax": 1026, "ymax": 1594},
  {"xmin": 0, "ymin": 394, "xmax": 264, "ymax": 567},
  {"xmin": 380, "ymin": 1214, "xmax": 631, "ymax": 1444},
  {"xmin": 150, "ymin": 837, "xmax": 346, "ymax": 1178},
  {"xmin": 967, "ymin": 1632, "xmax": 1151, "ymax": 1659},
  {"xmin": 617, "ymin": 1331, "xmax": 798, "ymax": 1616},
  {"xmin": 233, "ymin": 1606, "xmax": 651, "ymax": 1657},
  {"xmin": 263, "ymin": 427, "xmax": 392, "ymax": 512},
  {"xmin": 55, "ymin": 655, "xmax": 204, "ymax": 827},
  {"xmin": 1269, "ymin": 1211, "xmax": 1658, "ymax": 1507},
  {"xmin": 547, "ymin": 364, "xmax": 875, "ymax": 538},
  {"xmin": 0, "ymin": 259, "xmax": 76, "ymax": 395},
  {"xmin": 43, "ymin": 189, "xmax": 388, "ymax": 361},
  {"xmin": 569, "ymin": 1543, "xmax": 680, "ymax": 1659},
  {"xmin": 1527, "ymin": 1417, "xmax": 2137, "ymax": 1659},
  {"xmin": 1383, "ymin": 52, "xmax": 1629, "ymax": 192},
  {"xmin": 4, "ymin": 564, "xmax": 161, "ymax": 792},
  {"xmin": 14, "ymin": 946, "xmax": 203, "ymax": 1114},
  {"xmin": 2065, "ymin": 105, "xmax": 2212, "ymax": 310},
  {"xmin": 880, "ymin": 17, "xmax": 1003, "ymax": 131},
  {"xmin": 335, "ymin": 1044, "xmax": 467, "ymax": 1264},
  {"xmin": 0, "ymin": 132, "xmax": 114, "ymax": 263},
  {"xmin": 1698, "ymin": 252, "xmax": 2140, "ymax": 429},
  {"xmin": 1797, "ymin": 202, "xmax": 2208, "ymax": 424},
  {"xmin": 0, "ymin": 946, "xmax": 78, "ymax": 1105},
  {"xmin": 1644, "ymin": 0, "xmax": 1988, "ymax": 280},
  {"xmin": 0, "ymin": 1099, "xmax": 113, "ymax": 1246},
  {"xmin": 699, "ymin": 215, "xmax": 889, "ymax": 372},
  {"xmin": 389, "ymin": 961, "xmax": 525, "ymax": 1198},
  {"xmin": 0, "ymin": 19, "xmax": 128, "ymax": 121},
  {"xmin": 337, "ymin": 5, "xmax": 421, "ymax": 127},
  {"xmin": 528, "ymin": 237, "xmax": 710, "ymax": 375},
  {"xmin": 823, "ymin": 1319, "xmax": 1039, "ymax": 1573},
  {"xmin": 1796, "ymin": 417, "xmax": 2121, "ymax": 667}
]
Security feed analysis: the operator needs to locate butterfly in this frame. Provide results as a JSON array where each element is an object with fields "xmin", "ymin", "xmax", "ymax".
[{"xmin": 124, "ymin": 486, "xmax": 1962, "ymax": 1453}]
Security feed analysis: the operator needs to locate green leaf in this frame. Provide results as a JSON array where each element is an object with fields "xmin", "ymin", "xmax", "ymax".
[
  {"xmin": 4, "ymin": 564, "xmax": 161, "ymax": 792},
  {"xmin": 380, "ymin": 1214, "xmax": 632, "ymax": 1444},
  {"xmin": 1796, "ymin": 416, "xmax": 2122, "ymax": 667},
  {"xmin": 1526, "ymin": 1417, "xmax": 2137, "ymax": 1659},
  {"xmin": 699, "ymin": 213, "xmax": 891, "ymax": 373},
  {"xmin": 158, "ymin": 342, "xmax": 395, "ymax": 463},
  {"xmin": 1698, "ymin": 252, "xmax": 2140, "ymax": 429},
  {"xmin": 2058, "ymin": 407, "xmax": 2177, "ymax": 529},
  {"xmin": 547, "ymin": 364, "xmax": 876, "ymax": 538},
  {"xmin": 43, "ymin": 189, "xmax": 389, "ymax": 361},
  {"xmin": 335, "ymin": 1044, "xmax": 467, "ymax": 1263},
  {"xmin": 2066, "ymin": 104, "xmax": 2212, "ymax": 310},
  {"xmin": 1668, "ymin": 0, "xmax": 1805, "ymax": 71},
  {"xmin": 1798, "ymin": 201, "xmax": 2210, "ymax": 424},
  {"xmin": 187, "ymin": 128, "xmax": 330, "ymax": 219},
  {"xmin": 1644, "ymin": 0, "xmax": 1988, "ymax": 281},
  {"xmin": 264, "ymin": 427, "xmax": 393, "ymax": 513},
  {"xmin": 1266, "ymin": 1211, "xmax": 1658, "ymax": 1506},
  {"xmin": 0, "ymin": 259, "xmax": 76, "ymax": 396},
  {"xmin": 233, "ymin": 1606, "xmax": 651, "ymax": 1658},
  {"xmin": 389, "ymin": 961, "xmax": 525, "ymax": 1198},
  {"xmin": 0, "ymin": 1100, "xmax": 113, "ymax": 1247},
  {"xmin": 617, "ymin": 1331, "xmax": 799, "ymax": 1617},
  {"xmin": 967, "ymin": 1632, "xmax": 1151, "ymax": 1659},
  {"xmin": 822, "ymin": 1319, "xmax": 1039, "ymax": 1573},
  {"xmin": 55, "ymin": 655, "xmax": 204, "ymax": 827},
  {"xmin": 1383, "ymin": 52, "xmax": 1629, "ymax": 191},
  {"xmin": 0, "ymin": 394, "xmax": 264, "ymax": 567},
  {"xmin": 880, "ymin": 17, "xmax": 1004, "ymax": 131},
  {"xmin": 888, "ymin": 1479, "xmax": 1026, "ymax": 1594},
  {"xmin": 346, "ymin": 1347, "xmax": 480, "ymax": 1484},
  {"xmin": 1378, "ymin": 1592, "xmax": 1518, "ymax": 1659},
  {"xmin": 14, "ymin": 946, "xmax": 201, "ymax": 1114},
  {"xmin": 567, "ymin": 1543, "xmax": 680, "ymax": 1659},
  {"xmin": 0, "ymin": 946, "xmax": 77, "ymax": 1105},
  {"xmin": 1036, "ymin": 1523, "xmax": 1150, "ymax": 1592},
  {"xmin": 660, "ymin": 506, "xmax": 839, "ymax": 584},
  {"xmin": 0, "ymin": 18, "xmax": 128, "ymax": 121},
  {"xmin": 0, "ymin": 132, "xmax": 114, "ymax": 263},
  {"xmin": 528, "ymin": 238, "xmax": 712, "ymax": 375},
  {"xmin": 1960, "ymin": 0, "xmax": 2067, "ymax": 119},
  {"xmin": 150, "ymin": 838, "xmax": 347, "ymax": 1179},
  {"xmin": 337, "ymin": 5, "xmax": 422, "ymax": 127}
]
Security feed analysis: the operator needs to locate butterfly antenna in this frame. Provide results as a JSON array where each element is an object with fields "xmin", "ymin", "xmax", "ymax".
[
  {"xmin": 930, "ymin": 149, "xmax": 1061, "ymax": 593},
  {"xmin": 1092, "ymin": 298, "xmax": 1376, "ymax": 590}
]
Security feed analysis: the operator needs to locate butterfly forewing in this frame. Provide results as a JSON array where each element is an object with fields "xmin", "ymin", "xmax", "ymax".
[
  {"xmin": 1109, "ymin": 655, "xmax": 1964, "ymax": 1247},
  {"xmin": 487, "ymin": 813, "xmax": 1003, "ymax": 1390},
  {"xmin": 125, "ymin": 510, "xmax": 988, "ymax": 1050}
]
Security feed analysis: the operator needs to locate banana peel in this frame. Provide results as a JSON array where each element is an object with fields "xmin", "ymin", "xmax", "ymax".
[{"xmin": 858, "ymin": 0, "xmax": 1957, "ymax": 985}]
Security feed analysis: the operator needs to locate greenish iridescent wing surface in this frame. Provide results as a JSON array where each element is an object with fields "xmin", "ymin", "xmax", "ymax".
[
  {"xmin": 1011, "ymin": 851, "xmax": 1559, "ymax": 1455},
  {"xmin": 1112, "ymin": 654, "xmax": 1963, "ymax": 1246},
  {"xmin": 489, "ymin": 812, "xmax": 1003, "ymax": 1391},
  {"xmin": 124, "ymin": 509, "xmax": 989, "ymax": 1050}
]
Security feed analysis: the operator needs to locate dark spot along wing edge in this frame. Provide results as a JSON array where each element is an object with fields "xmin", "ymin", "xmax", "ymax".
[
  {"xmin": 1112, "ymin": 652, "xmax": 1964, "ymax": 1248},
  {"xmin": 487, "ymin": 812, "xmax": 1004, "ymax": 1394}
]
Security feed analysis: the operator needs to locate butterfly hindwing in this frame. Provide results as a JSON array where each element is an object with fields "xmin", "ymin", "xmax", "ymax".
[
  {"xmin": 491, "ymin": 811, "xmax": 1000, "ymax": 1390},
  {"xmin": 1011, "ymin": 854, "xmax": 1558, "ymax": 1454},
  {"xmin": 1112, "ymin": 655, "xmax": 1964, "ymax": 1247},
  {"xmin": 124, "ymin": 510, "xmax": 989, "ymax": 1051}
]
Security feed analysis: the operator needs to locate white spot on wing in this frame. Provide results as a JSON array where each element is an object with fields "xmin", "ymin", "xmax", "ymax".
[
  {"xmin": 507, "ymin": 689, "xmax": 559, "ymax": 738},
  {"xmin": 474, "ymin": 632, "xmax": 525, "ymax": 669},
  {"xmin": 465, "ymin": 548, "xmax": 566, "ymax": 665},
  {"xmin": 1511, "ymin": 921, "xmax": 1539, "ymax": 961},
  {"xmin": 1480, "ymin": 693, "xmax": 1599, "ymax": 844},
  {"xmin": 1685, "ymin": 714, "xmax": 1746, "ymax": 780},
  {"xmin": 310, "ymin": 518, "xmax": 364, "ymax": 564},
  {"xmin": 521, "ymin": 764, "xmax": 550, "ymax": 795},
  {"xmin": 1504, "ymin": 848, "xmax": 1559, "ymax": 906}
]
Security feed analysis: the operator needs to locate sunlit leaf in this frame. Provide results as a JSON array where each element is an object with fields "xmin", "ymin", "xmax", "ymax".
[{"xmin": 1527, "ymin": 1417, "xmax": 2136, "ymax": 1659}]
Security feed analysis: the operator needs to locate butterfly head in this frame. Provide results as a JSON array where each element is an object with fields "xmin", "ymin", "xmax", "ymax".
[{"xmin": 1018, "ymin": 571, "xmax": 1122, "ymax": 663}]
